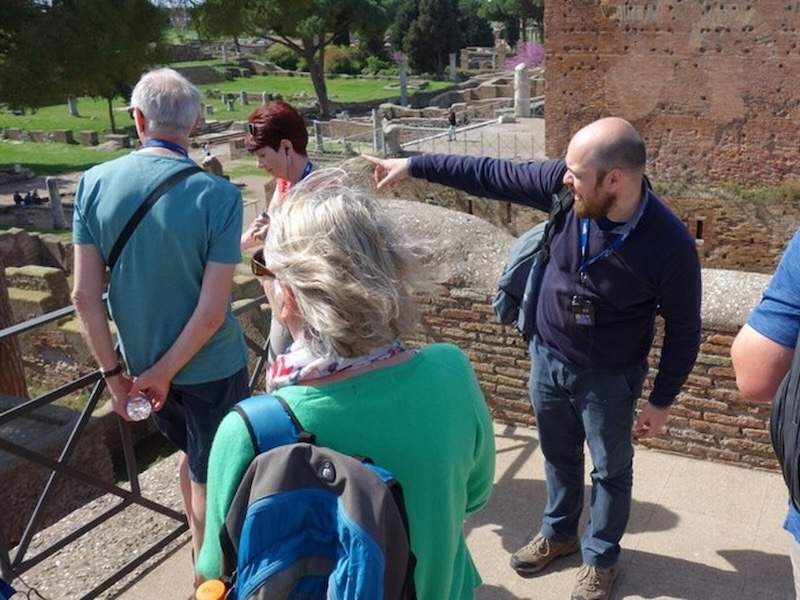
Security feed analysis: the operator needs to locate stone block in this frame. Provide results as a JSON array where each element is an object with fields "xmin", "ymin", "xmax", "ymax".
[
  {"xmin": 0, "ymin": 228, "xmax": 39, "ymax": 266},
  {"xmin": 7, "ymin": 287, "xmax": 65, "ymax": 321},
  {"xmin": 6, "ymin": 128, "xmax": 22, "ymax": 141},
  {"xmin": 29, "ymin": 130, "xmax": 47, "ymax": 143},
  {"xmin": 232, "ymin": 273, "xmax": 262, "ymax": 301},
  {"xmin": 38, "ymin": 233, "xmax": 73, "ymax": 272},
  {"xmin": 78, "ymin": 131, "xmax": 99, "ymax": 146},
  {"xmin": 103, "ymin": 133, "xmax": 129, "ymax": 149},
  {"xmin": 52, "ymin": 129, "xmax": 75, "ymax": 144},
  {"xmin": 6, "ymin": 265, "xmax": 69, "ymax": 298}
]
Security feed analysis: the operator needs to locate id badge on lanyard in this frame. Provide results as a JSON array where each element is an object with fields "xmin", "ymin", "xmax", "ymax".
[{"xmin": 573, "ymin": 219, "xmax": 628, "ymax": 327}]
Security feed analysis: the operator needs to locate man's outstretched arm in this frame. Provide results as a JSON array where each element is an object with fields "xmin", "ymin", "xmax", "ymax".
[{"xmin": 363, "ymin": 154, "xmax": 566, "ymax": 211}]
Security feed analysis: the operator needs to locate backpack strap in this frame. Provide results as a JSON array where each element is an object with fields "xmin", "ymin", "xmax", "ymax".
[
  {"xmin": 538, "ymin": 185, "xmax": 574, "ymax": 262},
  {"xmin": 234, "ymin": 394, "xmax": 315, "ymax": 455},
  {"xmin": 106, "ymin": 165, "xmax": 203, "ymax": 272}
]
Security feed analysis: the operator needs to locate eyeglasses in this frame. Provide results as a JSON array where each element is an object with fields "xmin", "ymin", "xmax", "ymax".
[
  {"xmin": 247, "ymin": 122, "xmax": 261, "ymax": 136},
  {"xmin": 251, "ymin": 249, "xmax": 275, "ymax": 278},
  {"xmin": 127, "ymin": 106, "xmax": 136, "ymax": 120}
]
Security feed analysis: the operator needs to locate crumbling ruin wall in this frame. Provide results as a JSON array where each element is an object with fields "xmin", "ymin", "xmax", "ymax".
[{"xmin": 544, "ymin": 1, "xmax": 800, "ymax": 184}]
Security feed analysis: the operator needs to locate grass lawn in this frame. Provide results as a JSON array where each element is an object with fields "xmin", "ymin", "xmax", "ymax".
[
  {"xmin": 0, "ymin": 223, "xmax": 72, "ymax": 240},
  {"xmin": 0, "ymin": 140, "xmax": 130, "ymax": 175},
  {"xmin": 0, "ymin": 97, "xmax": 132, "ymax": 134},
  {"xmin": 0, "ymin": 67, "xmax": 453, "ymax": 134},
  {"xmin": 227, "ymin": 163, "xmax": 265, "ymax": 178}
]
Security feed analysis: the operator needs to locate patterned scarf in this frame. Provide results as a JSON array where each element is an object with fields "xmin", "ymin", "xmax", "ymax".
[{"xmin": 267, "ymin": 339, "xmax": 408, "ymax": 391}]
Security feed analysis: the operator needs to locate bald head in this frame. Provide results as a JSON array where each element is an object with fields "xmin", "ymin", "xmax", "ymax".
[{"xmin": 569, "ymin": 117, "xmax": 646, "ymax": 181}]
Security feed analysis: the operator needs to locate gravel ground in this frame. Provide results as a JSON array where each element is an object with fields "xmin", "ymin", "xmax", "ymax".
[{"xmin": 9, "ymin": 452, "xmax": 192, "ymax": 600}]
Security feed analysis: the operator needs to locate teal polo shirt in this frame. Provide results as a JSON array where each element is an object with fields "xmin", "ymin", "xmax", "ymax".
[{"xmin": 73, "ymin": 151, "xmax": 247, "ymax": 385}]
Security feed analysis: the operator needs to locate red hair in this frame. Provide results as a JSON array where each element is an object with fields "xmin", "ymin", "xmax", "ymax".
[{"xmin": 245, "ymin": 101, "xmax": 308, "ymax": 155}]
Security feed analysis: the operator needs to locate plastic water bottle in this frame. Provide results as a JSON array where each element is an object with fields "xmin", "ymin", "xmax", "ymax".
[{"xmin": 126, "ymin": 392, "xmax": 152, "ymax": 421}]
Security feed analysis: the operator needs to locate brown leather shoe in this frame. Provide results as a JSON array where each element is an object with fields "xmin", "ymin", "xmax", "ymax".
[
  {"xmin": 509, "ymin": 533, "xmax": 580, "ymax": 577},
  {"xmin": 570, "ymin": 564, "xmax": 618, "ymax": 600}
]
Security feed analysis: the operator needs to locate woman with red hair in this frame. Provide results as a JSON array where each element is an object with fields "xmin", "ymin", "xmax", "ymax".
[
  {"xmin": 240, "ymin": 100, "xmax": 314, "ymax": 250},
  {"xmin": 241, "ymin": 100, "xmax": 315, "ymax": 362}
]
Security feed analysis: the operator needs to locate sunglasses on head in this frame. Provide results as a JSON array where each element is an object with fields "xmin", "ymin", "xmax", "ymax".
[{"xmin": 251, "ymin": 249, "xmax": 275, "ymax": 278}]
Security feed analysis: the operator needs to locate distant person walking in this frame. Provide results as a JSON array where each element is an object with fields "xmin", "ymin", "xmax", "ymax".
[
  {"xmin": 448, "ymin": 108, "xmax": 457, "ymax": 141},
  {"xmin": 71, "ymin": 68, "xmax": 249, "ymax": 576}
]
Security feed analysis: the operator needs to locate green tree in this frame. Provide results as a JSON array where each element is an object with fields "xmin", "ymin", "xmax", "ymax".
[
  {"xmin": 389, "ymin": 0, "xmax": 418, "ymax": 52},
  {"xmin": 401, "ymin": 0, "xmax": 461, "ymax": 76},
  {"xmin": 458, "ymin": 0, "xmax": 495, "ymax": 47},
  {"xmin": 478, "ymin": 0, "xmax": 543, "ymax": 44},
  {"xmin": 0, "ymin": 0, "xmax": 169, "ymax": 132},
  {"xmin": 58, "ymin": 0, "xmax": 169, "ymax": 132},
  {"xmin": 194, "ymin": 0, "xmax": 390, "ymax": 117}
]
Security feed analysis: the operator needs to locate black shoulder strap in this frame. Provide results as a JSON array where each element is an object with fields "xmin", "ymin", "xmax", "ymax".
[
  {"xmin": 106, "ymin": 165, "xmax": 203, "ymax": 272},
  {"xmin": 539, "ymin": 185, "xmax": 574, "ymax": 262}
]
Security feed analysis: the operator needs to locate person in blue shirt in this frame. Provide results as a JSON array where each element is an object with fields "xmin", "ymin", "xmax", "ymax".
[
  {"xmin": 732, "ymin": 230, "xmax": 800, "ymax": 598},
  {"xmin": 365, "ymin": 117, "xmax": 702, "ymax": 600},
  {"xmin": 71, "ymin": 68, "xmax": 249, "ymax": 576}
]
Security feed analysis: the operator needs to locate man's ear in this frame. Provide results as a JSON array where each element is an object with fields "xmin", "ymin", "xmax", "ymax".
[{"xmin": 606, "ymin": 168, "xmax": 623, "ymax": 188}]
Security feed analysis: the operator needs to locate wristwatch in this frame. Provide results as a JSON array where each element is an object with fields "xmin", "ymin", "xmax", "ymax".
[{"xmin": 100, "ymin": 363, "xmax": 124, "ymax": 379}]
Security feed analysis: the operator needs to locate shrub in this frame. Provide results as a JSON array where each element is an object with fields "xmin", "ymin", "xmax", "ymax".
[
  {"xmin": 362, "ymin": 55, "xmax": 393, "ymax": 76},
  {"xmin": 325, "ymin": 45, "xmax": 363, "ymax": 75},
  {"xmin": 264, "ymin": 44, "xmax": 300, "ymax": 71}
]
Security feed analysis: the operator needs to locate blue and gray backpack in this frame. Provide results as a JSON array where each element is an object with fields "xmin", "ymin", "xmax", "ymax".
[
  {"xmin": 220, "ymin": 394, "xmax": 418, "ymax": 600},
  {"xmin": 493, "ymin": 185, "xmax": 573, "ymax": 341}
]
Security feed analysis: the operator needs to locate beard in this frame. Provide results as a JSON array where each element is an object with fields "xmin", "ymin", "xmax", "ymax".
[{"xmin": 573, "ymin": 188, "xmax": 616, "ymax": 220}]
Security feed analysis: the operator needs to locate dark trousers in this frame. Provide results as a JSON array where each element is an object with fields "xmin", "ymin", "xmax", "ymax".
[{"xmin": 529, "ymin": 337, "xmax": 647, "ymax": 567}]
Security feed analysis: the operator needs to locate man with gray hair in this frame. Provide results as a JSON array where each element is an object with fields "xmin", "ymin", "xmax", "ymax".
[
  {"xmin": 365, "ymin": 117, "xmax": 702, "ymax": 600},
  {"xmin": 71, "ymin": 68, "xmax": 249, "ymax": 569}
]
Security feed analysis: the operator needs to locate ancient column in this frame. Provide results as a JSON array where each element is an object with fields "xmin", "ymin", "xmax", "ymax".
[
  {"xmin": 398, "ymin": 60, "xmax": 408, "ymax": 107},
  {"xmin": 67, "ymin": 95, "xmax": 80, "ymax": 117},
  {"xmin": 372, "ymin": 109, "xmax": 383, "ymax": 153},
  {"xmin": 313, "ymin": 120, "xmax": 324, "ymax": 153},
  {"xmin": 514, "ymin": 63, "xmax": 531, "ymax": 118},
  {"xmin": 261, "ymin": 91, "xmax": 269, "ymax": 105},
  {"xmin": 45, "ymin": 177, "xmax": 67, "ymax": 230},
  {"xmin": 449, "ymin": 53, "xmax": 458, "ymax": 81}
]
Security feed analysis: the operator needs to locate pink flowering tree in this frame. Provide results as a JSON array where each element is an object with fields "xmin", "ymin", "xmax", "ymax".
[{"xmin": 505, "ymin": 41, "xmax": 545, "ymax": 70}]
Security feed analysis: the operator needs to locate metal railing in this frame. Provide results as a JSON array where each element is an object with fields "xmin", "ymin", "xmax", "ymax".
[{"xmin": 0, "ymin": 293, "xmax": 269, "ymax": 599}]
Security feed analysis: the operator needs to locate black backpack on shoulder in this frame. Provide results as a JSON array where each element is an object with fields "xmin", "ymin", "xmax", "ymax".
[{"xmin": 770, "ymin": 331, "xmax": 800, "ymax": 508}]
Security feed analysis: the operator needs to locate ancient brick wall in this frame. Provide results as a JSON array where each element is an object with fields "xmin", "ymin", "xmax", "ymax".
[
  {"xmin": 667, "ymin": 193, "xmax": 800, "ymax": 274},
  {"xmin": 409, "ymin": 274, "xmax": 777, "ymax": 471},
  {"xmin": 544, "ymin": 1, "xmax": 800, "ymax": 184}
]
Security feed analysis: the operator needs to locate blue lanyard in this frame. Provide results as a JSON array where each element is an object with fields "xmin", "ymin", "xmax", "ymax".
[
  {"xmin": 578, "ymin": 218, "xmax": 630, "ymax": 273},
  {"xmin": 144, "ymin": 138, "xmax": 188, "ymax": 157},
  {"xmin": 301, "ymin": 160, "xmax": 314, "ymax": 180}
]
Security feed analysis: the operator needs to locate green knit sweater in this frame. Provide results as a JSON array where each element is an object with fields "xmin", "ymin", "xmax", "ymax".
[{"xmin": 197, "ymin": 343, "xmax": 495, "ymax": 600}]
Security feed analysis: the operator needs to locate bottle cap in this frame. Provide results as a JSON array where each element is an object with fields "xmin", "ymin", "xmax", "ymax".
[{"xmin": 196, "ymin": 579, "xmax": 226, "ymax": 600}]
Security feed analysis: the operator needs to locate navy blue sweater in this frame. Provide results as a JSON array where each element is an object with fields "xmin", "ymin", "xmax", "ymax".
[{"xmin": 410, "ymin": 154, "xmax": 702, "ymax": 407}]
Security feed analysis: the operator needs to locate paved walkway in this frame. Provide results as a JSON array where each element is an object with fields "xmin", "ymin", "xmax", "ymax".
[{"xmin": 118, "ymin": 422, "xmax": 793, "ymax": 600}]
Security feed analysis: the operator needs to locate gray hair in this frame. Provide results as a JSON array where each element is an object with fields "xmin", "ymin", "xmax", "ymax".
[
  {"xmin": 263, "ymin": 170, "xmax": 422, "ymax": 358},
  {"xmin": 130, "ymin": 68, "xmax": 201, "ymax": 137}
]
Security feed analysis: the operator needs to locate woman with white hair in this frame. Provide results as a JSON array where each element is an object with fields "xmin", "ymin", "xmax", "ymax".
[{"xmin": 197, "ymin": 172, "xmax": 496, "ymax": 599}]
